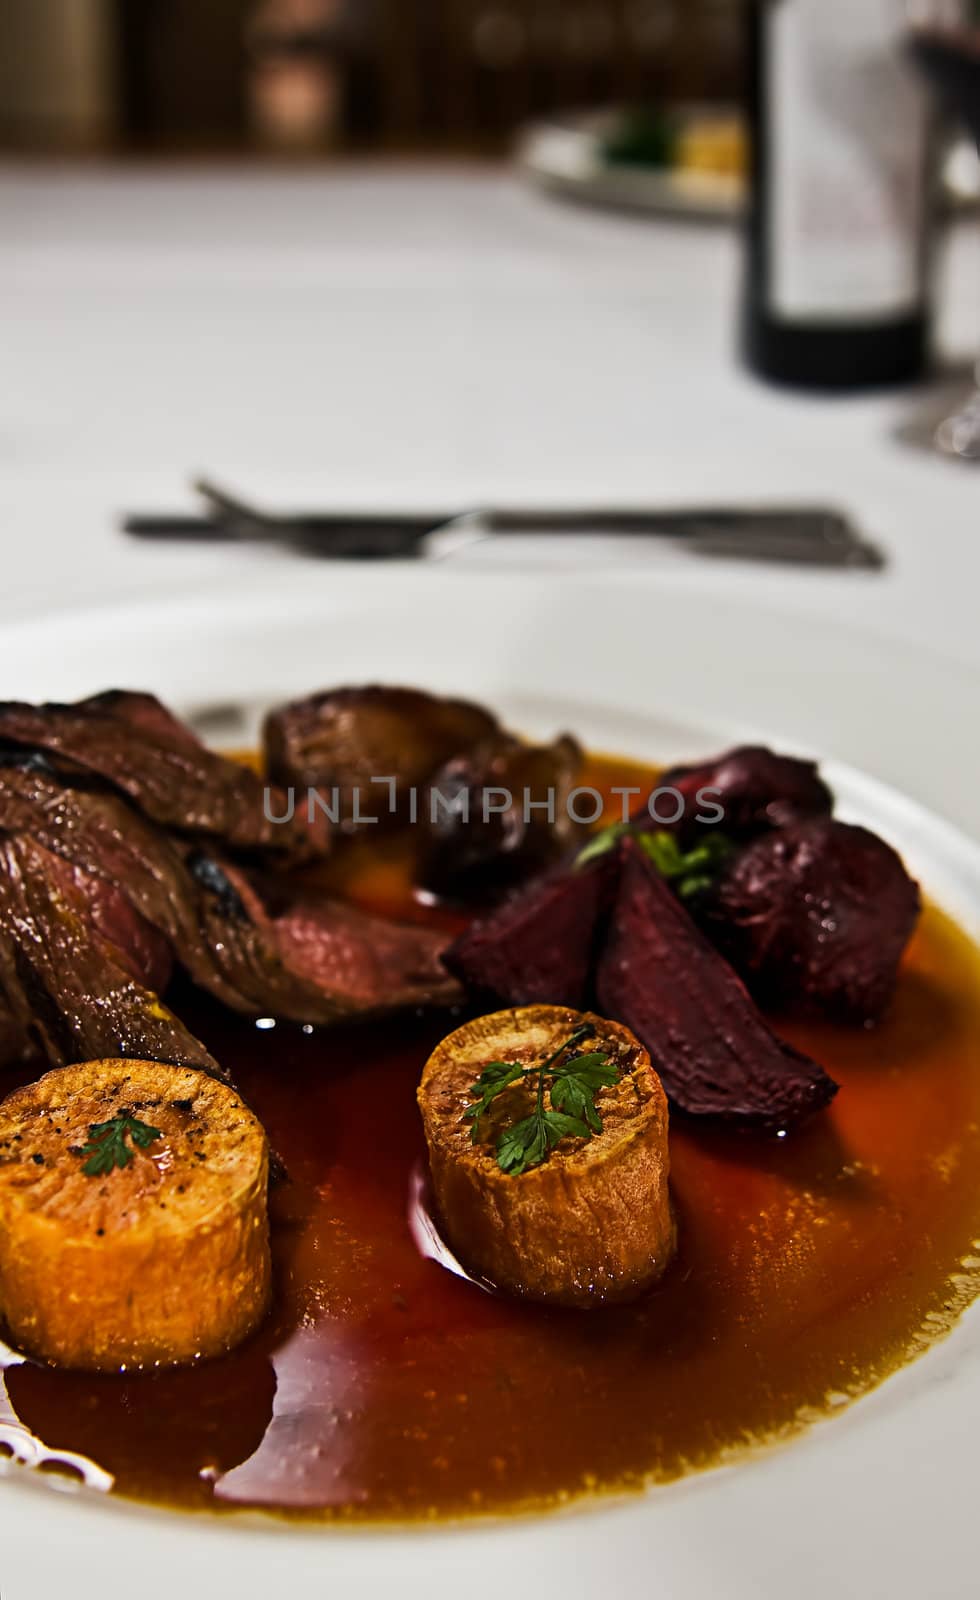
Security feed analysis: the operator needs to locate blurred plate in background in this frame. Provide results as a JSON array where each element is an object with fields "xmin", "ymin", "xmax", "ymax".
[
  {"xmin": 519, "ymin": 105, "xmax": 980, "ymax": 222},
  {"xmin": 517, "ymin": 104, "xmax": 745, "ymax": 221}
]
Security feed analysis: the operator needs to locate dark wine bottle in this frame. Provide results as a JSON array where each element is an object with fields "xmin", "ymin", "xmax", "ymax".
[
  {"xmin": 743, "ymin": 1, "xmax": 934, "ymax": 390},
  {"xmin": 910, "ymin": 29, "xmax": 980, "ymax": 153}
]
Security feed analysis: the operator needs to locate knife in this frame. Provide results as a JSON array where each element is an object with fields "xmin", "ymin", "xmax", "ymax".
[{"xmin": 120, "ymin": 479, "xmax": 885, "ymax": 569}]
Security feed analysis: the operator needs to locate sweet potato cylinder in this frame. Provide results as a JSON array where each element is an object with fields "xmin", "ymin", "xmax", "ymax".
[
  {"xmin": 0, "ymin": 1060, "xmax": 270, "ymax": 1371},
  {"xmin": 418, "ymin": 1006, "xmax": 674, "ymax": 1307}
]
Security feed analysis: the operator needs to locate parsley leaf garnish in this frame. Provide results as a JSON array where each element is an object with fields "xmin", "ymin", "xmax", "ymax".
[
  {"xmin": 575, "ymin": 822, "xmax": 732, "ymax": 899},
  {"xmin": 77, "ymin": 1114, "xmax": 162, "ymax": 1177},
  {"xmin": 551, "ymin": 1051, "xmax": 621, "ymax": 1133},
  {"xmin": 574, "ymin": 821, "xmax": 632, "ymax": 868},
  {"xmin": 461, "ymin": 1024, "xmax": 621, "ymax": 1177},
  {"xmin": 497, "ymin": 1109, "xmax": 591, "ymax": 1175},
  {"xmin": 463, "ymin": 1060, "xmax": 525, "ymax": 1141},
  {"xmin": 638, "ymin": 829, "xmax": 733, "ymax": 898}
]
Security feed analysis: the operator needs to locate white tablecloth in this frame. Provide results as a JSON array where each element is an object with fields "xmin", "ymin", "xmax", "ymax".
[{"xmin": 1, "ymin": 164, "xmax": 977, "ymax": 668}]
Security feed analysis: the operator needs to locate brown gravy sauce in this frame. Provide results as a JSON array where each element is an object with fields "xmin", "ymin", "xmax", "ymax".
[{"xmin": 3, "ymin": 754, "xmax": 980, "ymax": 1522}]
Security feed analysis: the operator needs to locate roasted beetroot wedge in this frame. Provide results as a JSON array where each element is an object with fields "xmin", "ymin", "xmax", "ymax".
[
  {"xmin": 441, "ymin": 857, "xmax": 612, "ymax": 1009},
  {"xmin": 596, "ymin": 839, "xmax": 837, "ymax": 1131},
  {"xmin": 700, "ymin": 819, "xmax": 920, "ymax": 1024}
]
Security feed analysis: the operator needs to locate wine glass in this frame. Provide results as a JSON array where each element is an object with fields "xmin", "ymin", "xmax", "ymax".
[{"xmin": 907, "ymin": 1, "xmax": 980, "ymax": 459}]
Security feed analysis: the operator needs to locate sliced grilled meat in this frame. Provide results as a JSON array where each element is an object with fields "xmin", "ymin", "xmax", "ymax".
[
  {"xmin": 0, "ymin": 757, "xmax": 460, "ymax": 1025},
  {"xmin": 0, "ymin": 760, "xmax": 174, "ymax": 995},
  {"xmin": 0, "ymin": 697, "xmax": 325, "ymax": 863},
  {"xmin": 275, "ymin": 891, "xmax": 461, "ymax": 1014},
  {"xmin": 0, "ymin": 833, "xmax": 222, "ymax": 1079},
  {"xmin": 79, "ymin": 689, "xmax": 205, "ymax": 750},
  {"xmin": 0, "ymin": 758, "xmax": 269, "ymax": 1013},
  {"xmin": 62, "ymin": 861, "xmax": 173, "ymax": 994},
  {"xmin": 182, "ymin": 850, "xmax": 461, "ymax": 1024},
  {"xmin": 0, "ymin": 998, "xmax": 29, "ymax": 1068}
]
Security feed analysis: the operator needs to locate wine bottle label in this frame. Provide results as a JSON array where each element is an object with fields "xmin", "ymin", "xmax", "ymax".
[{"xmin": 768, "ymin": 0, "xmax": 928, "ymax": 321}]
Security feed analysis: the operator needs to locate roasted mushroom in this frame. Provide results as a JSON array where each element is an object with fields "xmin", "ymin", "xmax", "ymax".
[
  {"xmin": 263, "ymin": 685, "xmax": 499, "ymax": 831},
  {"xmin": 418, "ymin": 733, "xmax": 585, "ymax": 903}
]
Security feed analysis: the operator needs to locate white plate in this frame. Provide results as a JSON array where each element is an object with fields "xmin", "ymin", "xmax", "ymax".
[
  {"xmin": 0, "ymin": 569, "xmax": 978, "ymax": 1600},
  {"xmin": 517, "ymin": 110, "xmax": 978, "ymax": 222},
  {"xmin": 517, "ymin": 109, "xmax": 743, "ymax": 222}
]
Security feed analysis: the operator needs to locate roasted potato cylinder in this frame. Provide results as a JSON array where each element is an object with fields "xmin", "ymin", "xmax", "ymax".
[
  {"xmin": 0, "ymin": 1060, "xmax": 270, "ymax": 1371},
  {"xmin": 418, "ymin": 1006, "xmax": 674, "ymax": 1307}
]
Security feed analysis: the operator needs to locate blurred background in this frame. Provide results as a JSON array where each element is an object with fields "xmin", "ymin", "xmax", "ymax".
[
  {"xmin": 0, "ymin": 0, "xmax": 743, "ymax": 156},
  {"xmin": 0, "ymin": 0, "xmax": 977, "ymax": 575}
]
